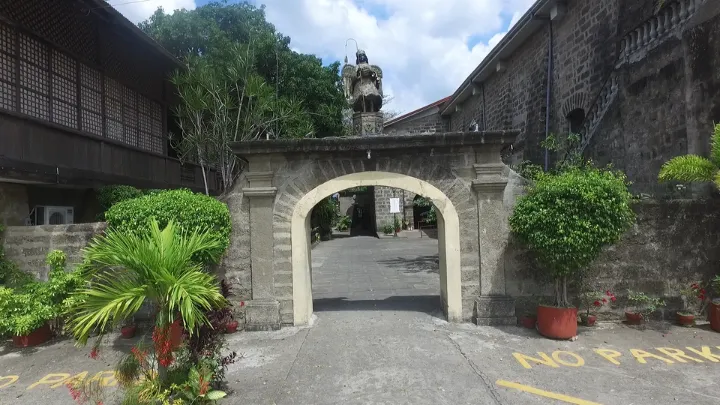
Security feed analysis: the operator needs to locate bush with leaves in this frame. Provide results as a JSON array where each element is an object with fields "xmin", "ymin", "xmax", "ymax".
[
  {"xmin": 105, "ymin": 189, "xmax": 231, "ymax": 264},
  {"xmin": 96, "ymin": 185, "xmax": 144, "ymax": 217},
  {"xmin": 509, "ymin": 167, "xmax": 635, "ymax": 307},
  {"xmin": 0, "ymin": 250, "xmax": 85, "ymax": 337},
  {"xmin": 659, "ymin": 123, "xmax": 720, "ymax": 188},
  {"xmin": 311, "ymin": 197, "xmax": 337, "ymax": 241}
]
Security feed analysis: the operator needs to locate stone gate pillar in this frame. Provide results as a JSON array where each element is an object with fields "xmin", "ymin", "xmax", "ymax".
[
  {"xmin": 472, "ymin": 145, "xmax": 516, "ymax": 325},
  {"xmin": 243, "ymin": 167, "xmax": 281, "ymax": 331}
]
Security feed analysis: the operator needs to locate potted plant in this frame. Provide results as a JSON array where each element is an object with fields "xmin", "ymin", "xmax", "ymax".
[
  {"xmin": 677, "ymin": 282, "xmax": 706, "ymax": 327},
  {"xmin": 509, "ymin": 165, "xmax": 635, "ymax": 340},
  {"xmin": 0, "ymin": 287, "xmax": 55, "ymax": 347},
  {"xmin": 626, "ymin": 290, "xmax": 665, "ymax": 325},
  {"xmin": 579, "ymin": 290, "xmax": 616, "ymax": 326},
  {"xmin": 518, "ymin": 312, "xmax": 537, "ymax": 329},
  {"xmin": 120, "ymin": 318, "xmax": 137, "ymax": 338},
  {"xmin": 393, "ymin": 216, "xmax": 401, "ymax": 233},
  {"xmin": 709, "ymin": 275, "xmax": 720, "ymax": 332}
]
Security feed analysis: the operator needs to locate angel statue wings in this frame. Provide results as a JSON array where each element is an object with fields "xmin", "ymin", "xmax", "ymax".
[{"xmin": 342, "ymin": 49, "xmax": 383, "ymax": 113}]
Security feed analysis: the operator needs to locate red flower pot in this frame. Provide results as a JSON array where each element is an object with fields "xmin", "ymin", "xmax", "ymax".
[
  {"xmin": 580, "ymin": 314, "xmax": 597, "ymax": 327},
  {"xmin": 225, "ymin": 320, "xmax": 239, "ymax": 334},
  {"xmin": 13, "ymin": 323, "xmax": 52, "ymax": 348},
  {"xmin": 677, "ymin": 313, "xmax": 695, "ymax": 327},
  {"xmin": 120, "ymin": 325, "xmax": 137, "ymax": 339},
  {"xmin": 519, "ymin": 315, "xmax": 536, "ymax": 329},
  {"xmin": 536, "ymin": 305, "xmax": 577, "ymax": 339},
  {"xmin": 169, "ymin": 318, "xmax": 185, "ymax": 347},
  {"xmin": 625, "ymin": 311, "xmax": 643, "ymax": 325},
  {"xmin": 708, "ymin": 302, "xmax": 720, "ymax": 332}
]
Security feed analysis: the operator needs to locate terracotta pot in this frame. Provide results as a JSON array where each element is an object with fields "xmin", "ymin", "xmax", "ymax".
[
  {"xmin": 625, "ymin": 311, "xmax": 643, "ymax": 325},
  {"xmin": 169, "ymin": 318, "xmax": 185, "ymax": 347},
  {"xmin": 225, "ymin": 320, "xmax": 239, "ymax": 334},
  {"xmin": 677, "ymin": 313, "xmax": 695, "ymax": 327},
  {"xmin": 120, "ymin": 325, "xmax": 137, "ymax": 339},
  {"xmin": 519, "ymin": 315, "xmax": 536, "ymax": 329},
  {"xmin": 536, "ymin": 305, "xmax": 578, "ymax": 339},
  {"xmin": 13, "ymin": 323, "xmax": 52, "ymax": 348},
  {"xmin": 580, "ymin": 314, "xmax": 597, "ymax": 327},
  {"xmin": 708, "ymin": 302, "xmax": 720, "ymax": 332}
]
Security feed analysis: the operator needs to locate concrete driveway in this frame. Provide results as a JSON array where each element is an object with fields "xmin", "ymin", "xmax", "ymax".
[{"xmin": 2, "ymin": 236, "xmax": 720, "ymax": 404}]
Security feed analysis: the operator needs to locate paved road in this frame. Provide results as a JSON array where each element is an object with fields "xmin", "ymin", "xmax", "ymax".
[
  {"xmin": 3, "ymin": 236, "xmax": 720, "ymax": 404},
  {"xmin": 311, "ymin": 235, "xmax": 440, "ymax": 305}
]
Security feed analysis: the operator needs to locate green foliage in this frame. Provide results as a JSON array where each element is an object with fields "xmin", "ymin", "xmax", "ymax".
[
  {"xmin": 336, "ymin": 215, "xmax": 351, "ymax": 231},
  {"xmin": 710, "ymin": 275, "xmax": 720, "ymax": 300},
  {"xmin": 381, "ymin": 223, "xmax": 394, "ymax": 235},
  {"xmin": 0, "ymin": 225, "xmax": 34, "ymax": 287},
  {"xmin": 509, "ymin": 167, "xmax": 635, "ymax": 306},
  {"xmin": 69, "ymin": 219, "xmax": 227, "ymax": 345},
  {"xmin": 0, "ymin": 250, "xmax": 85, "ymax": 337},
  {"xmin": 311, "ymin": 197, "xmax": 337, "ymax": 241},
  {"xmin": 512, "ymin": 160, "xmax": 544, "ymax": 181},
  {"xmin": 658, "ymin": 124, "xmax": 720, "ymax": 188},
  {"xmin": 393, "ymin": 215, "xmax": 401, "ymax": 230},
  {"xmin": 627, "ymin": 290, "xmax": 665, "ymax": 317},
  {"xmin": 413, "ymin": 197, "xmax": 437, "ymax": 225},
  {"xmin": 97, "ymin": 185, "xmax": 144, "ymax": 216},
  {"xmin": 105, "ymin": 189, "xmax": 231, "ymax": 264},
  {"xmin": 140, "ymin": 2, "xmax": 345, "ymax": 138}
]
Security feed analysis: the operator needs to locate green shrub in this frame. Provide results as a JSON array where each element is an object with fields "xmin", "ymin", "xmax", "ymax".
[
  {"xmin": 381, "ymin": 223, "xmax": 394, "ymax": 235},
  {"xmin": 509, "ymin": 167, "xmax": 635, "ymax": 307},
  {"xmin": 105, "ymin": 189, "xmax": 231, "ymax": 263},
  {"xmin": 97, "ymin": 185, "xmax": 144, "ymax": 213},
  {"xmin": 0, "ymin": 250, "xmax": 85, "ymax": 337},
  {"xmin": 336, "ymin": 215, "xmax": 351, "ymax": 231}
]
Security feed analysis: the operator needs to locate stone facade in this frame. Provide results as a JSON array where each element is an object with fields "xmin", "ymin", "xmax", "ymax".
[
  {"xmin": 2, "ymin": 222, "xmax": 106, "ymax": 280},
  {"xmin": 384, "ymin": 111, "xmax": 448, "ymax": 135},
  {"xmin": 395, "ymin": 0, "xmax": 716, "ymax": 195}
]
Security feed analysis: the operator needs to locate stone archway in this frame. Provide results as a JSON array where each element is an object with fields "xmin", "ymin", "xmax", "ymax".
[
  {"xmin": 227, "ymin": 131, "xmax": 519, "ymax": 330},
  {"xmin": 290, "ymin": 171, "xmax": 462, "ymax": 325}
]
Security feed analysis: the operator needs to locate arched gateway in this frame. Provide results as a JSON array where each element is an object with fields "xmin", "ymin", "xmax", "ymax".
[{"xmin": 225, "ymin": 131, "xmax": 519, "ymax": 330}]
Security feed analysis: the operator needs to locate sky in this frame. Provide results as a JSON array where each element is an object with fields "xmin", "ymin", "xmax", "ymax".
[{"xmin": 112, "ymin": 0, "xmax": 535, "ymax": 115}]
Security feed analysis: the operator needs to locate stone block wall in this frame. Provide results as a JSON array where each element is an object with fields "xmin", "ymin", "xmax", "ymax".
[
  {"xmin": 374, "ymin": 186, "xmax": 414, "ymax": 231},
  {"xmin": 2, "ymin": 222, "xmax": 106, "ymax": 280},
  {"xmin": 505, "ymin": 197, "xmax": 720, "ymax": 317}
]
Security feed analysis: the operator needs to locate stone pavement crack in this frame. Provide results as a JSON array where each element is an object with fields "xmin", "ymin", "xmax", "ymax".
[
  {"xmin": 274, "ymin": 327, "xmax": 311, "ymax": 404},
  {"xmin": 444, "ymin": 332, "xmax": 504, "ymax": 405}
]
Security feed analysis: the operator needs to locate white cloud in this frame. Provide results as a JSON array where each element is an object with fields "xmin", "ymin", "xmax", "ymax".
[
  {"xmin": 114, "ymin": 0, "xmax": 536, "ymax": 116},
  {"xmin": 112, "ymin": 0, "xmax": 196, "ymax": 24},
  {"xmin": 261, "ymin": 0, "xmax": 537, "ymax": 114}
]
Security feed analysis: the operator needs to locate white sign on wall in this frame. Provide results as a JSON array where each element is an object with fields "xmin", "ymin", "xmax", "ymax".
[{"xmin": 389, "ymin": 197, "xmax": 401, "ymax": 213}]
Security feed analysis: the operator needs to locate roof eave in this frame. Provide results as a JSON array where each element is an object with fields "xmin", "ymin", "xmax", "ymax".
[
  {"xmin": 440, "ymin": 0, "xmax": 555, "ymax": 116},
  {"xmin": 89, "ymin": 0, "xmax": 183, "ymax": 69}
]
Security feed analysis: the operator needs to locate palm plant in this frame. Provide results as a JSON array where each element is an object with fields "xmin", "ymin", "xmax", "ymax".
[
  {"xmin": 659, "ymin": 124, "xmax": 720, "ymax": 188},
  {"xmin": 68, "ymin": 219, "xmax": 227, "ymax": 346}
]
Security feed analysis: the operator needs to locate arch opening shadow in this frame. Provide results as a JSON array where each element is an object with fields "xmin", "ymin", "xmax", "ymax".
[{"xmin": 291, "ymin": 171, "xmax": 462, "ymax": 326}]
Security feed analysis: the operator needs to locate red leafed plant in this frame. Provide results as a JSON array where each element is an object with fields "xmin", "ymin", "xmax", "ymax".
[
  {"xmin": 579, "ymin": 290, "xmax": 616, "ymax": 319},
  {"xmin": 679, "ymin": 282, "xmax": 708, "ymax": 316}
]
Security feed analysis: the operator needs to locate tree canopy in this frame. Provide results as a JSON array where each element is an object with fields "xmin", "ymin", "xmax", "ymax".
[{"xmin": 139, "ymin": 2, "xmax": 347, "ymax": 138}]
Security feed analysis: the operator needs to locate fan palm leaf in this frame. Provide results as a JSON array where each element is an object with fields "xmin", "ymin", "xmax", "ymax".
[{"xmin": 69, "ymin": 219, "xmax": 226, "ymax": 345}]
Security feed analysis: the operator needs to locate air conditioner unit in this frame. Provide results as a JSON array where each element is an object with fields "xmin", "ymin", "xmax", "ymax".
[{"xmin": 31, "ymin": 206, "xmax": 74, "ymax": 225}]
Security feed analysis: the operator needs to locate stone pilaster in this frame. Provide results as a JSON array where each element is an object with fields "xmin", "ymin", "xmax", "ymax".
[
  {"xmin": 352, "ymin": 111, "xmax": 384, "ymax": 136},
  {"xmin": 472, "ymin": 146, "xmax": 516, "ymax": 326},
  {"xmin": 243, "ymin": 170, "xmax": 281, "ymax": 331}
]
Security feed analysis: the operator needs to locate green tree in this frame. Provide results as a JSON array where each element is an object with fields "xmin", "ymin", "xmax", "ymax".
[
  {"xmin": 170, "ymin": 44, "xmax": 312, "ymax": 193},
  {"xmin": 509, "ymin": 167, "xmax": 635, "ymax": 307},
  {"xmin": 139, "ymin": 2, "xmax": 346, "ymax": 138},
  {"xmin": 658, "ymin": 124, "xmax": 720, "ymax": 188},
  {"xmin": 68, "ymin": 219, "xmax": 226, "ymax": 372}
]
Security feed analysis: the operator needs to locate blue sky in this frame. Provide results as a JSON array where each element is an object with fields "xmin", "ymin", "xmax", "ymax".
[{"xmin": 117, "ymin": 0, "xmax": 534, "ymax": 114}]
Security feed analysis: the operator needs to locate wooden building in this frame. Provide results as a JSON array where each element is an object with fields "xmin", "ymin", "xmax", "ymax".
[{"xmin": 0, "ymin": 0, "xmax": 217, "ymax": 226}]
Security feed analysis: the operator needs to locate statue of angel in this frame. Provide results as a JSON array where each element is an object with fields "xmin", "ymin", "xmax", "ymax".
[{"xmin": 342, "ymin": 50, "xmax": 383, "ymax": 113}]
